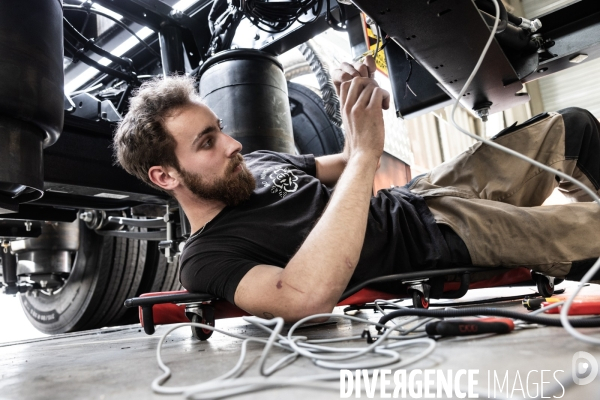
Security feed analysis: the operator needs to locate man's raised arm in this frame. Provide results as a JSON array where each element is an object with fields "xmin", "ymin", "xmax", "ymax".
[
  {"xmin": 314, "ymin": 56, "xmax": 389, "ymax": 187},
  {"xmin": 234, "ymin": 71, "xmax": 389, "ymax": 322}
]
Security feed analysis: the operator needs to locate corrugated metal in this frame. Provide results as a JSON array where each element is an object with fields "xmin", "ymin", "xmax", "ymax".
[
  {"xmin": 437, "ymin": 107, "xmax": 480, "ymax": 161},
  {"xmin": 378, "ymin": 75, "xmax": 415, "ymax": 165},
  {"xmin": 536, "ymin": 56, "xmax": 600, "ymax": 118},
  {"xmin": 405, "ymin": 114, "xmax": 443, "ymax": 175},
  {"xmin": 522, "ymin": 0, "xmax": 577, "ymax": 18}
]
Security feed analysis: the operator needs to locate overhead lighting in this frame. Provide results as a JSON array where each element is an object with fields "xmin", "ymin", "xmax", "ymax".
[
  {"xmin": 91, "ymin": 3, "xmax": 124, "ymax": 21},
  {"xmin": 172, "ymin": 0, "xmax": 198, "ymax": 11},
  {"xmin": 71, "ymin": 0, "xmax": 124, "ymax": 20}
]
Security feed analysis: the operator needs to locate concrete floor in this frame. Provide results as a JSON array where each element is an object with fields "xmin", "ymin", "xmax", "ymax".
[{"xmin": 1, "ymin": 283, "xmax": 600, "ymax": 400}]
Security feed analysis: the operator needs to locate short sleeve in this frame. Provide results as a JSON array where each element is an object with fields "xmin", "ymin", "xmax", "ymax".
[
  {"xmin": 244, "ymin": 151, "xmax": 317, "ymax": 177},
  {"xmin": 179, "ymin": 242, "xmax": 261, "ymax": 304}
]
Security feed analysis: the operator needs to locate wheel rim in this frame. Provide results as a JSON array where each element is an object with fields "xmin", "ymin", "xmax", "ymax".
[{"xmin": 201, "ymin": 321, "xmax": 212, "ymax": 335}]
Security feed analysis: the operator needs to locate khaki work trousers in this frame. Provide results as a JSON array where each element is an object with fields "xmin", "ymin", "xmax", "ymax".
[{"xmin": 408, "ymin": 111, "xmax": 600, "ymax": 278}]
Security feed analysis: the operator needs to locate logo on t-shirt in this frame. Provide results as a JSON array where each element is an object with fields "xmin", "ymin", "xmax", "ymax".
[{"xmin": 260, "ymin": 167, "xmax": 298, "ymax": 198}]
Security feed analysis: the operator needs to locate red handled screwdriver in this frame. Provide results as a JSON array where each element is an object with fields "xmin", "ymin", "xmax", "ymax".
[{"xmin": 426, "ymin": 318, "xmax": 515, "ymax": 337}]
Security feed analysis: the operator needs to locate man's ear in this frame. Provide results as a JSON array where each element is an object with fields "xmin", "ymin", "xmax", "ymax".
[{"xmin": 148, "ymin": 165, "xmax": 180, "ymax": 191}]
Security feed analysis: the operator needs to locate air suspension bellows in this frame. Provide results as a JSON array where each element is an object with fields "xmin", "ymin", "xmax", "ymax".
[
  {"xmin": 0, "ymin": 0, "xmax": 64, "ymax": 213},
  {"xmin": 199, "ymin": 49, "xmax": 295, "ymax": 154}
]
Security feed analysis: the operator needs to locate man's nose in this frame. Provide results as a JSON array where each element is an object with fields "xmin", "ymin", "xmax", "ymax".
[{"xmin": 224, "ymin": 133, "xmax": 242, "ymax": 157}]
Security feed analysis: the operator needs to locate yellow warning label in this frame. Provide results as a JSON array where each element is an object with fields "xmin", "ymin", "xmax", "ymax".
[{"xmin": 362, "ymin": 14, "xmax": 388, "ymax": 77}]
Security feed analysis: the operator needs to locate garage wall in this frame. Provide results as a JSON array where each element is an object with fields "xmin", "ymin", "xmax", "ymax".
[
  {"xmin": 536, "ymin": 57, "xmax": 600, "ymax": 118},
  {"xmin": 522, "ymin": 0, "xmax": 578, "ymax": 18},
  {"xmin": 521, "ymin": 0, "xmax": 600, "ymax": 118}
]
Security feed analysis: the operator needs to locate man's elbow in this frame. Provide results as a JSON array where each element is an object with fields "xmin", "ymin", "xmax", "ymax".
[{"xmin": 279, "ymin": 297, "xmax": 335, "ymax": 324}]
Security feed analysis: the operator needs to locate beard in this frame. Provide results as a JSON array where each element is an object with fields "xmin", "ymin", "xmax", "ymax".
[{"xmin": 179, "ymin": 154, "xmax": 256, "ymax": 207}]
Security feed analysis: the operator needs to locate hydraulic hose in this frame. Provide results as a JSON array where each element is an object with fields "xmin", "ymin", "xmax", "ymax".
[
  {"xmin": 298, "ymin": 40, "xmax": 343, "ymax": 129},
  {"xmin": 377, "ymin": 308, "xmax": 600, "ymax": 329}
]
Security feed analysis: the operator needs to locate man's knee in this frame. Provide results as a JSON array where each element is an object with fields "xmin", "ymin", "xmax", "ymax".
[
  {"xmin": 559, "ymin": 107, "xmax": 600, "ymax": 152},
  {"xmin": 559, "ymin": 107, "xmax": 600, "ymax": 189}
]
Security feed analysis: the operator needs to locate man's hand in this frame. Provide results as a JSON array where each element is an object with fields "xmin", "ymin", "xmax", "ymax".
[
  {"xmin": 313, "ymin": 57, "xmax": 390, "ymax": 187},
  {"xmin": 332, "ymin": 56, "xmax": 390, "ymax": 110},
  {"xmin": 338, "ymin": 77, "xmax": 387, "ymax": 162}
]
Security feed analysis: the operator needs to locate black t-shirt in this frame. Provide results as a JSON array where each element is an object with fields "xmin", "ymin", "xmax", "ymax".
[{"xmin": 179, "ymin": 151, "xmax": 449, "ymax": 304}]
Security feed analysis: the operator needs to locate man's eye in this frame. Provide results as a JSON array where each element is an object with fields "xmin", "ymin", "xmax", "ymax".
[{"xmin": 202, "ymin": 138, "xmax": 212, "ymax": 148}]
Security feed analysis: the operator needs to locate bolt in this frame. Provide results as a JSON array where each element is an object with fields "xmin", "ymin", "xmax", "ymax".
[
  {"xmin": 40, "ymin": 280, "xmax": 47, "ymax": 288},
  {"xmin": 475, "ymin": 108, "xmax": 490, "ymax": 122},
  {"xmin": 101, "ymin": 111, "xmax": 108, "ymax": 120},
  {"xmin": 24, "ymin": 221, "xmax": 32, "ymax": 232},
  {"xmin": 1, "ymin": 240, "xmax": 9, "ymax": 254},
  {"xmin": 169, "ymin": 9, "xmax": 184, "ymax": 19},
  {"xmin": 80, "ymin": 211, "xmax": 93, "ymax": 223}
]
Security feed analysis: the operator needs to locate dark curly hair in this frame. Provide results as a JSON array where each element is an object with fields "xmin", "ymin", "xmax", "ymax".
[{"xmin": 113, "ymin": 75, "xmax": 199, "ymax": 191}]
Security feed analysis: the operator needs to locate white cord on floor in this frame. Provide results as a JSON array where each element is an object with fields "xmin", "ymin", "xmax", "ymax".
[
  {"xmin": 151, "ymin": 314, "xmax": 436, "ymax": 399},
  {"xmin": 448, "ymin": 0, "xmax": 600, "ymax": 345}
]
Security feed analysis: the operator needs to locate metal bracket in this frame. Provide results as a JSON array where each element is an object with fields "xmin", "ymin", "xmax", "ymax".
[{"xmin": 107, "ymin": 216, "xmax": 166, "ymax": 228}]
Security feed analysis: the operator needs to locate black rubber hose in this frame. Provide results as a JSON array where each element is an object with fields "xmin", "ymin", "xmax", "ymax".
[
  {"xmin": 377, "ymin": 307, "xmax": 600, "ymax": 328},
  {"xmin": 506, "ymin": 12, "xmax": 523, "ymax": 26},
  {"xmin": 479, "ymin": 11, "xmax": 536, "ymax": 53},
  {"xmin": 474, "ymin": 0, "xmax": 508, "ymax": 33},
  {"xmin": 63, "ymin": 4, "xmax": 159, "ymax": 58},
  {"xmin": 208, "ymin": 0, "xmax": 229, "ymax": 34},
  {"xmin": 64, "ymin": 18, "xmax": 132, "ymax": 69},
  {"xmin": 339, "ymin": 267, "xmax": 502, "ymax": 301}
]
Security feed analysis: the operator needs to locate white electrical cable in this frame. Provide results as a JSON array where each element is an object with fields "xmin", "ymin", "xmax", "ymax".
[
  {"xmin": 528, "ymin": 301, "xmax": 565, "ymax": 316},
  {"xmin": 448, "ymin": 0, "xmax": 600, "ymax": 345},
  {"xmin": 150, "ymin": 314, "xmax": 436, "ymax": 399}
]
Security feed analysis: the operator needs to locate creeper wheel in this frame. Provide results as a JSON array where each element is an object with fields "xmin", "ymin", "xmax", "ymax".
[
  {"xmin": 532, "ymin": 272, "xmax": 555, "ymax": 298},
  {"xmin": 190, "ymin": 305, "xmax": 215, "ymax": 341},
  {"xmin": 412, "ymin": 290, "xmax": 430, "ymax": 309}
]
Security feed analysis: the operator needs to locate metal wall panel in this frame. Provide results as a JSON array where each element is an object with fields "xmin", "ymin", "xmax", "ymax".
[
  {"xmin": 536, "ymin": 56, "xmax": 600, "ymax": 118},
  {"xmin": 522, "ymin": 0, "xmax": 578, "ymax": 18}
]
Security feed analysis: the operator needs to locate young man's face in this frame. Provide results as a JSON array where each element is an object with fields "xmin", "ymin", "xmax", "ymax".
[{"xmin": 164, "ymin": 102, "xmax": 255, "ymax": 206}]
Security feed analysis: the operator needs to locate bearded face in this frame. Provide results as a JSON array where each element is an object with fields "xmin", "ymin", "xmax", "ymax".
[{"xmin": 178, "ymin": 153, "xmax": 256, "ymax": 206}]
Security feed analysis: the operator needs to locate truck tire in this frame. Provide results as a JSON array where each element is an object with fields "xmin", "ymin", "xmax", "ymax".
[
  {"xmin": 18, "ymin": 221, "xmax": 171, "ymax": 334},
  {"xmin": 288, "ymin": 81, "xmax": 344, "ymax": 156}
]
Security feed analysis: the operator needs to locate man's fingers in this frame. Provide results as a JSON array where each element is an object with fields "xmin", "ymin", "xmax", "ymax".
[
  {"xmin": 333, "ymin": 62, "xmax": 362, "ymax": 94},
  {"xmin": 352, "ymin": 56, "xmax": 376, "ymax": 78},
  {"xmin": 363, "ymin": 55, "xmax": 376, "ymax": 77},
  {"xmin": 353, "ymin": 63, "xmax": 370, "ymax": 79},
  {"xmin": 343, "ymin": 78, "xmax": 378, "ymax": 112},
  {"xmin": 333, "ymin": 71, "xmax": 355, "ymax": 93},
  {"xmin": 381, "ymin": 89, "xmax": 391, "ymax": 110},
  {"xmin": 354, "ymin": 82, "xmax": 379, "ymax": 109},
  {"xmin": 339, "ymin": 80, "xmax": 351, "ymax": 108},
  {"xmin": 367, "ymin": 87, "xmax": 388, "ymax": 112}
]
